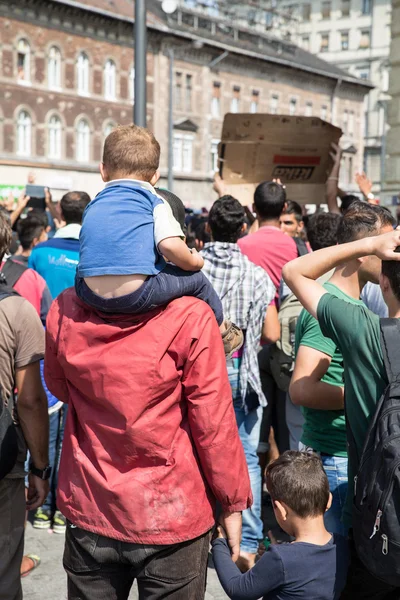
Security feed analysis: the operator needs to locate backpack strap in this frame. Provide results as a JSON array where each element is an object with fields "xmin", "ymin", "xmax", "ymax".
[
  {"xmin": 380, "ymin": 318, "xmax": 400, "ymax": 384},
  {"xmin": 1, "ymin": 258, "xmax": 27, "ymax": 289},
  {"xmin": 294, "ymin": 237, "xmax": 309, "ymax": 257}
]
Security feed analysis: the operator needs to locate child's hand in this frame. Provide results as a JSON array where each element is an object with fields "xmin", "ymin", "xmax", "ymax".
[{"xmin": 216, "ymin": 525, "xmax": 228, "ymax": 540}]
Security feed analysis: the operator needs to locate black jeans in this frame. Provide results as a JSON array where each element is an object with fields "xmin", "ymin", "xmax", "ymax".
[
  {"xmin": 75, "ymin": 265, "xmax": 224, "ymax": 325},
  {"xmin": 64, "ymin": 522, "xmax": 212, "ymax": 600},
  {"xmin": 340, "ymin": 536, "xmax": 400, "ymax": 600}
]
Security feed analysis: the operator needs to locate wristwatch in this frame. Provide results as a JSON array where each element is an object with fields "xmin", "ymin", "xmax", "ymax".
[
  {"xmin": 367, "ymin": 192, "xmax": 375, "ymax": 201},
  {"xmin": 30, "ymin": 463, "xmax": 52, "ymax": 480}
]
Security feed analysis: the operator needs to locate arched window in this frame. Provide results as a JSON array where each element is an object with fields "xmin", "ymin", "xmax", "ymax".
[
  {"xmin": 17, "ymin": 39, "xmax": 30, "ymax": 83},
  {"xmin": 129, "ymin": 67, "xmax": 135, "ymax": 102},
  {"xmin": 48, "ymin": 115, "xmax": 62, "ymax": 159},
  {"xmin": 48, "ymin": 46, "xmax": 61, "ymax": 90},
  {"xmin": 76, "ymin": 118, "xmax": 90, "ymax": 162},
  {"xmin": 104, "ymin": 59, "xmax": 116, "ymax": 100},
  {"xmin": 104, "ymin": 122, "xmax": 116, "ymax": 138},
  {"xmin": 77, "ymin": 52, "xmax": 89, "ymax": 95},
  {"xmin": 17, "ymin": 110, "xmax": 32, "ymax": 156}
]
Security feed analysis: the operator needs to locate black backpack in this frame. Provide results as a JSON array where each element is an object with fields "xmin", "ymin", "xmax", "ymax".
[
  {"xmin": 0, "ymin": 286, "xmax": 20, "ymax": 480},
  {"xmin": 350, "ymin": 318, "xmax": 400, "ymax": 586}
]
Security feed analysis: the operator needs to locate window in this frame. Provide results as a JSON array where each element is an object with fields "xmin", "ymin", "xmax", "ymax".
[
  {"xmin": 211, "ymin": 139, "xmax": 220, "ymax": 172},
  {"xmin": 302, "ymin": 3, "xmax": 311, "ymax": 20},
  {"xmin": 231, "ymin": 97, "xmax": 240, "ymax": 113},
  {"xmin": 211, "ymin": 97, "xmax": 220, "ymax": 118},
  {"xmin": 305, "ymin": 102, "xmax": 313, "ymax": 117},
  {"xmin": 17, "ymin": 39, "xmax": 30, "ymax": 84},
  {"xmin": 341, "ymin": 0, "xmax": 350, "ymax": 17},
  {"xmin": 302, "ymin": 35, "xmax": 310, "ymax": 51},
  {"xmin": 104, "ymin": 60, "xmax": 116, "ymax": 100},
  {"xmin": 289, "ymin": 98, "xmax": 297, "ymax": 116},
  {"xmin": 270, "ymin": 94, "xmax": 279, "ymax": 114},
  {"xmin": 104, "ymin": 122, "xmax": 116, "ymax": 138},
  {"xmin": 185, "ymin": 74, "xmax": 192, "ymax": 111},
  {"xmin": 348, "ymin": 111, "xmax": 354, "ymax": 137},
  {"xmin": 362, "ymin": 0, "xmax": 371, "ymax": 14},
  {"xmin": 17, "ymin": 110, "xmax": 31, "ymax": 156},
  {"xmin": 358, "ymin": 67, "xmax": 370, "ymax": 80},
  {"xmin": 378, "ymin": 105, "xmax": 385, "ymax": 136},
  {"xmin": 129, "ymin": 67, "xmax": 135, "ymax": 102},
  {"xmin": 173, "ymin": 133, "xmax": 193, "ymax": 173},
  {"xmin": 76, "ymin": 118, "xmax": 90, "ymax": 162},
  {"xmin": 48, "ymin": 115, "xmax": 62, "ymax": 159},
  {"xmin": 341, "ymin": 31, "xmax": 349, "ymax": 51},
  {"xmin": 175, "ymin": 72, "xmax": 182, "ymax": 110},
  {"xmin": 359, "ymin": 30, "xmax": 370, "ymax": 49},
  {"xmin": 382, "ymin": 69, "xmax": 389, "ymax": 93},
  {"xmin": 211, "ymin": 82, "xmax": 221, "ymax": 118},
  {"xmin": 320, "ymin": 33, "xmax": 329, "ymax": 52},
  {"xmin": 250, "ymin": 100, "xmax": 258, "ymax": 114},
  {"xmin": 48, "ymin": 46, "xmax": 61, "ymax": 90},
  {"xmin": 343, "ymin": 109, "xmax": 348, "ymax": 134},
  {"xmin": 321, "ymin": 105, "xmax": 328, "ymax": 120},
  {"xmin": 322, "ymin": 1, "xmax": 331, "ymax": 19},
  {"xmin": 77, "ymin": 52, "xmax": 89, "ymax": 95}
]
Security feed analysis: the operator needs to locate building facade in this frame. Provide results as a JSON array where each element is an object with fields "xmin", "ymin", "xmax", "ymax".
[
  {"xmin": 0, "ymin": 0, "xmax": 371, "ymax": 207},
  {"xmin": 384, "ymin": 0, "xmax": 400, "ymax": 204},
  {"xmin": 277, "ymin": 0, "xmax": 392, "ymax": 194}
]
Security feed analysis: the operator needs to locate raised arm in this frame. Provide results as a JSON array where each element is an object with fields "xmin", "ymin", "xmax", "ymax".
[{"xmin": 283, "ymin": 230, "xmax": 400, "ymax": 319}]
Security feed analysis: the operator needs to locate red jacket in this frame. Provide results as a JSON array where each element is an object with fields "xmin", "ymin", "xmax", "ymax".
[{"xmin": 45, "ymin": 289, "xmax": 252, "ymax": 545}]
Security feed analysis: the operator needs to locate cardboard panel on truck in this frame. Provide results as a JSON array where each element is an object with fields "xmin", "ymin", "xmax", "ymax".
[{"xmin": 218, "ymin": 114, "xmax": 342, "ymax": 206}]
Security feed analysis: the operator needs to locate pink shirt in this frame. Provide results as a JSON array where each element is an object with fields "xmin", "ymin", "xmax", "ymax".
[{"xmin": 238, "ymin": 226, "xmax": 298, "ymax": 298}]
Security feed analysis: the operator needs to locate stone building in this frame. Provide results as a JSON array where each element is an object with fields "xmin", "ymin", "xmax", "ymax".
[
  {"xmin": 0, "ymin": 0, "xmax": 372, "ymax": 207},
  {"xmin": 384, "ymin": 0, "xmax": 400, "ymax": 205}
]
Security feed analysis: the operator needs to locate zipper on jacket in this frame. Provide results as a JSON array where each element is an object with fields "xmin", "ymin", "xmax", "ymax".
[
  {"xmin": 382, "ymin": 534, "xmax": 388, "ymax": 555},
  {"xmin": 370, "ymin": 509, "xmax": 382, "ymax": 539}
]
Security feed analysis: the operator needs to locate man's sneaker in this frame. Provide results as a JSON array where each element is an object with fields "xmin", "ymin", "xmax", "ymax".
[
  {"xmin": 222, "ymin": 320, "xmax": 244, "ymax": 359},
  {"xmin": 52, "ymin": 510, "xmax": 67, "ymax": 534},
  {"xmin": 33, "ymin": 508, "xmax": 52, "ymax": 530}
]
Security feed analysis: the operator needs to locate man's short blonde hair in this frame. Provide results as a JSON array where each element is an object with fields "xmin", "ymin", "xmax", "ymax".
[{"xmin": 102, "ymin": 124, "xmax": 160, "ymax": 181}]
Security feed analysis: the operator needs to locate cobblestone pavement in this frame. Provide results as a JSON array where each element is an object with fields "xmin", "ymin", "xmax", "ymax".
[{"xmin": 21, "ymin": 522, "xmax": 229, "ymax": 600}]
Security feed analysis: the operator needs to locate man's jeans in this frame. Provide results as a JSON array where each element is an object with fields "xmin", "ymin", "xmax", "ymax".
[
  {"xmin": 300, "ymin": 444, "xmax": 348, "ymax": 537},
  {"xmin": 228, "ymin": 357, "xmax": 263, "ymax": 554},
  {"xmin": 64, "ymin": 522, "xmax": 211, "ymax": 600},
  {"xmin": 321, "ymin": 454, "xmax": 348, "ymax": 537},
  {"xmin": 43, "ymin": 405, "xmax": 67, "ymax": 513},
  {"xmin": 0, "ymin": 478, "xmax": 25, "ymax": 600}
]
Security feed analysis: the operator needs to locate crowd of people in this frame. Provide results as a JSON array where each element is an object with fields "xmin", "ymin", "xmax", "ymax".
[{"xmin": 1, "ymin": 123, "xmax": 400, "ymax": 600}]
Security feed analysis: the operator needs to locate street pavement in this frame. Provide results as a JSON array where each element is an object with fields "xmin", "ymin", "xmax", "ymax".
[{"xmin": 21, "ymin": 522, "xmax": 229, "ymax": 600}]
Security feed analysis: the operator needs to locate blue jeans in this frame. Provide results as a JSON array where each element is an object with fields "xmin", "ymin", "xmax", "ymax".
[
  {"xmin": 321, "ymin": 454, "xmax": 348, "ymax": 537},
  {"xmin": 227, "ymin": 358, "xmax": 263, "ymax": 554},
  {"xmin": 43, "ymin": 405, "xmax": 67, "ymax": 513},
  {"xmin": 75, "ymin": 266, "xmax": 224, "ymax": 325}
]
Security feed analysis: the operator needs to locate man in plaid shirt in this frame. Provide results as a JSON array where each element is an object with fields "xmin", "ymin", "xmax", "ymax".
[{"xmin": 201, "ymin": 195, "xmax": 276, "ymax": 571}]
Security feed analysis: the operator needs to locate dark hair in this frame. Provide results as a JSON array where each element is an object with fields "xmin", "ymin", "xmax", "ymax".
[
  {"xmin": 17, "ymin": 214, "xmax": 46, "ymax": 251},
  {"xmin": 28, "ymin": 209, "xmax": 49, "ymax": 229},
  {"xmin": 103, "ymin": 124, "xmax": 160, "ymax": 180},
  {"xmin": 254, "ymin": 181, "xmax": 286, "ymax": 220},
  {"xmin": 0, "ymin": 212, "xmax": 12, "ymax": 263},
  {"xmin": 60, "ymin": 191, "xmax": 91, "ymax": 225},
  {"xmin": 382, "ymin": 247, "xmax": 400, "ymax": 303},
  {"xmin": 283, "ymin": 200, "xmax": 303, "ymax": 223},
  {"xmin": 340, "ymin": 194, "xmax": 360, "ymax": 214},
  {"xmin": 195, "ymin": 219, "xmax": 211, "ymax": 245},
  {"xmin": 337, "ymin": 201, "xmax": 396, "ymax": 244},
  {"xmin": 156, "ymin": 188, "xmax": 186, "ymax": 231},
  {"xmin": 266, "ymin": 451, "xmax": 330, "ymax": 518},
  {"xmin": 208, "ymin": 195, "xmax": 246, "ymax": 243},
  {"xmin": 306, "ymin": 213, "xmax": 341, "ymax": 251}
]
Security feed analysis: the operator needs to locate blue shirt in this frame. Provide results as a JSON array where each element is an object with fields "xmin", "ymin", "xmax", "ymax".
[
  {"xmin": 29, "ymin": 238, "xmax": 80, "ymax": 298},
  {"xmin": 78, "ymin": 180, "xmax": 183, "ymax": 278},
  {"xmin": 212, "ymin": 535, "xmax": 349, "ymax": 600}
]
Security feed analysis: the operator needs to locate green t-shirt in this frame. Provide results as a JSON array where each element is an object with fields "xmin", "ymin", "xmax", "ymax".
[
  {"xmin": 317, "ymin": 291, "xmax": 388, "ymax": 528},
  {"xmin": 295, "ymin": 283, "xmax": 364, "ymax": 458}
]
